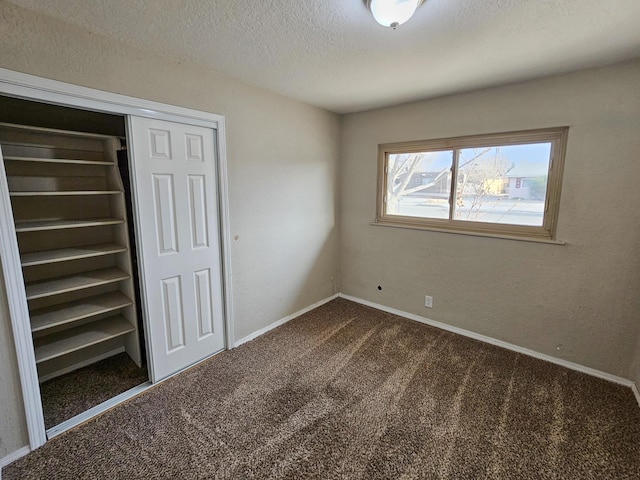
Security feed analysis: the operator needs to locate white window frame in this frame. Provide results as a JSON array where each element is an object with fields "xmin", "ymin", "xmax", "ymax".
[{"xmin": 374, "ymin": 127, "xmax": 569, "ymax": 243}]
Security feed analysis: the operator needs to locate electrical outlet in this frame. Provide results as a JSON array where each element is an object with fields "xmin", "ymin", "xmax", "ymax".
[{"xmin": 424, "ymin": 295, "xmax": 433, "ymax": 308}]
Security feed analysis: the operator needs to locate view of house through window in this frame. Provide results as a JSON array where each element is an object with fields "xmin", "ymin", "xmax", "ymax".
[{"xmin": 377, "ymin": 128, "xmax": 568, "ymax": 240}]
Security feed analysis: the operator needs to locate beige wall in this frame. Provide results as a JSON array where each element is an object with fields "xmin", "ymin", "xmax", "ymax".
[
  {"xmin": 0, "ymin": 2, "xmax": 340, "ymax": 457},
  {"xmin": 340, "ymin": 60, "xmax": 640, "ymax": 380}
]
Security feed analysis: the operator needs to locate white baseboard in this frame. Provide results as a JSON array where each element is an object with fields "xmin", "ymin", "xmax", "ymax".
[
  {"xmin": 339, "ymin": 294, "xmax": 637, "ymax": 391},
  {"xmin": 37, "ymin": 348, "xmax": 125, "ymax": 383},
  {"xmin": 233, "ymin": 292, "xmax": 640, "ymax": 409},
  {"xmin": 1, "ymin": 445, "xmax": 30, "ymax": 475},
  {"xmin": 234, "ymin": 294, "xmax": 339, "ymax": 347}
]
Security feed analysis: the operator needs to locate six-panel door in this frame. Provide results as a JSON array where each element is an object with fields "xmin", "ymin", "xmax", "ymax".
[{"xmin": 128, "ymin": 117, "xmax": 225, "ymax": 381}]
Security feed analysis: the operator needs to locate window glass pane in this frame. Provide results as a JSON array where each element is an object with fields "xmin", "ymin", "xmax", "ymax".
[
  {"xmin": 386, "ymin": 150, "xmax": 453, "ymax": 219},
  {"xmin": 454, "ymin": 143, "xmax": 551, "ymax": 226}
]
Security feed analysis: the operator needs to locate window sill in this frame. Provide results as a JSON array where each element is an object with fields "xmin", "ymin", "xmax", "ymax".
[{"xmin": 370, "ymin": 220, "xmax": 566, "ymax": 245}]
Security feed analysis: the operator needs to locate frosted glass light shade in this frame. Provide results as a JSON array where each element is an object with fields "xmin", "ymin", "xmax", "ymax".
[{"xmin": 368, "ymin": 0, "xmax": 423, "ymax": 28}]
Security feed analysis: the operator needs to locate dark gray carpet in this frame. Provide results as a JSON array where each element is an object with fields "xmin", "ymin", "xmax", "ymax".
[
  {"xmin": 40, "ymin": 352, "xmax": 148, "ymax": 429},
  {"xmin": 5, "ymin": 299, "xmax": 640, "ymax": 479}
]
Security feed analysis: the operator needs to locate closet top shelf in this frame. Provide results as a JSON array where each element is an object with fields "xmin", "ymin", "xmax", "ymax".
[
  {"xmin": 0, "ymin": 122, "xmax": 125, "ymax": 141},
  {"xmin": 3, "ymin": 155, "xmax": 114, "ymax": 166},
  {"xmin": 15, "ymin": 218, "xmax": 124, "ymax": 232},
  {"xmin": 10, "ymin": 190, "xmax": 121, "ymax": 197}
]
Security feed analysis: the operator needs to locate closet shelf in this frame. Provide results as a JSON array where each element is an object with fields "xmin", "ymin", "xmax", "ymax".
[
  {"xmin": 10, "ymin": 191, "xmax": 121, "ymax": 197},
  {"xmin": 34, "ymin": 315, "xmax": 135, "ymax": 364},
  {"xmin": 2, "ymin": 123, "xmax": 143, "ymax": 382},
  {"xmin": 25, "ymin": 268, "xmax": 130, "ymax": 300},
  {"xmin": 30, "ymin": 292, "xmax": 133, "ymax": 333},
  {"xmin": 15, "ymin": 218, "xmax": 124, "ymax": 232},
  {"xmin": 0, "ymin": 121, "xmax": 124, "ymax": 140},
  {"xmin": 21, "ymin": 243, "xmax": 127, "ymax": 267},
  {"xmin": 3, "ymin": 155, "xmax": 113, "ymax": 166}
]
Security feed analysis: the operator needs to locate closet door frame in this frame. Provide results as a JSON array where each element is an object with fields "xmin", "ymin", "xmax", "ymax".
[{"xmin": 0, "ymin": 68, "xmax": 235, "ymax": 450}]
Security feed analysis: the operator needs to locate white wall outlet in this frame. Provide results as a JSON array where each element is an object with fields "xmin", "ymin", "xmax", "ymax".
[{"xmin": 424, "ymin": 295, "xmax": 433, "ymax": 308}]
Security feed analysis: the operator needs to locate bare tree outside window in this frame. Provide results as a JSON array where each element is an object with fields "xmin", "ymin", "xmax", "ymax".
[
  {"xmin": 376, "ymin": 128, "xmax": 568, "ymax": 241},
  {"xmin": 386, "ymin": 151, "xmax": 452, "ymax": 216}
]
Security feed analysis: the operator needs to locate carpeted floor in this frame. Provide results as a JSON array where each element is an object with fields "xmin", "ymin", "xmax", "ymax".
[
  {"xmin": 5, "ymin": 299, "xmax": 640, "ymax": 479},
  {"xmin": 40, "ymin": 352, "xmax": 148, "ymax": 429}
]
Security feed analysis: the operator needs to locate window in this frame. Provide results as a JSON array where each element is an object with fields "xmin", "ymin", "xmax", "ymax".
[{"xmin": 375, "ymin": 128, "xmax": 568, "ymax": 241}]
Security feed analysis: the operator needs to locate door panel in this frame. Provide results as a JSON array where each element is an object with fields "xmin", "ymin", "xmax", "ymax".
[
  {"xmin": 153, "ymin": 174, "xmax": 179, "ymax": 254},
  {"xmin": 129, "ymin": 117, "xmax": 225, "ymax": 381}
]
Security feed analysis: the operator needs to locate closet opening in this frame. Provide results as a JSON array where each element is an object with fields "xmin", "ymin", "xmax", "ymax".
[{"xmin": 0, "ymin": 95, "xmax": 149, "ymax": 430}]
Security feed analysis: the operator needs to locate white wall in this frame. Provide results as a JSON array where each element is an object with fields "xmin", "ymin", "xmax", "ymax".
[
  {"xmin": 0, "ymin": 2, "xmax": 340, "ymax": 458},
  {"xmin": 340, "ymin": 60, "xmax": 640, "ymax": 380}
]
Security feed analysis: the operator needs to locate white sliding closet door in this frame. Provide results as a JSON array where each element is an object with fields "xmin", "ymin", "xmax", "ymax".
[{"xmin": 128, "ymin": 117, "xmax": 225, "ymax": 381}]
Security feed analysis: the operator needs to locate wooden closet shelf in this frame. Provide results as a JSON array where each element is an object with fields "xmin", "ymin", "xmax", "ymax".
[
  {"xmin": 3, "ymin": 155, "xmax": 113, "ymax": 166},
  {"xmin": 15, "ymin": 218, "xmax": 124, "ymax": 232},
  {"xmin": 21, "ymin": 243, "xmax": 128, "ymax": 267},
  {"xmin": 0, "ymin": 121, "xmax": 125, "ymax": 140},
  {"xmin": 10, "ymin": 191, "xmax": 121, "ymax": 197},
  {"xmin": 2, "ymin": 123, "xmax": 142, "ymax": 379},
  {"xmin": 34, "ymin": 315, "xmax": 135, "ymax": 364},
  {"xmin": 25, "ymin": 268, "xmax": 130, "ymax": 300},
  {"xmin": 30, "ymin": 291, "xmax": 133, "ymax": 333}
]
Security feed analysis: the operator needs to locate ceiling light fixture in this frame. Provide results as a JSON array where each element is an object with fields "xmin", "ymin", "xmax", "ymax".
[{"xmin": 366, "ymin": 0, "xmax": 425, "ymax": 29}]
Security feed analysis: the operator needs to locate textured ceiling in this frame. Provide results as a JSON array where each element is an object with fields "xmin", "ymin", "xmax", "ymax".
[{"xmin": 8, "ymin": 0, "xmax": 640, "ymax": 113}]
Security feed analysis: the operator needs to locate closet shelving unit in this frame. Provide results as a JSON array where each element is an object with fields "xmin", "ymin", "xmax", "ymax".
[{"xmin": 0, "ymin": 122, "xmax": 142, "ymax": 382}]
